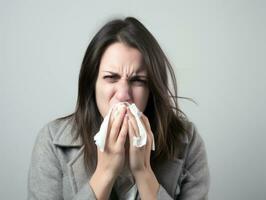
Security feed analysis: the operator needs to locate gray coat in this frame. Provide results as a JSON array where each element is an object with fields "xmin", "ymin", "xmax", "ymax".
[{"xmin": 27, "ymin": 118, "xmax": 209, "ymax": 200}]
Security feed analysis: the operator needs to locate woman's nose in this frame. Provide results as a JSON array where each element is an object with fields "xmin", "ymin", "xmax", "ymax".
[{"xmin": 115, "ymin": 80, "xmax": 132, "ymax": 103}]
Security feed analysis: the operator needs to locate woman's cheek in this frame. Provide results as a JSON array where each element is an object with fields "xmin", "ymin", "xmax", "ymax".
[
  {"xmin": 104, "ymin": 85, "xmax": 116, "ymax": 107},
  {"xmin": 133, "ymin": 87, "xmax": 149, "ymax": 112},
  {"xmin": 96, "ymin": 83, "xmax": 113, "ymax": 117}
]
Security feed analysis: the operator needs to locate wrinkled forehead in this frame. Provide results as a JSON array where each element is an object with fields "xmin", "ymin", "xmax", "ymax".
[
  {"xmin": 99, "ymin": 42, "xmax": 148, "ymax": 75},
  {"xmin": 99, "ymin": 61, "xmax": 148, "ymax": 77}
]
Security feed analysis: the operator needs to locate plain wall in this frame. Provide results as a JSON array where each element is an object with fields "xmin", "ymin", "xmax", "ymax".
[{"xmin": 0, "ymin": 0, "xmax": 265, "ymax": 199}]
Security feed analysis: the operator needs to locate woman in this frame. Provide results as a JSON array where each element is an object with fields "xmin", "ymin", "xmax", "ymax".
[{"xmin": 28, "ymin": 17, "xmax": 209, "ymax": 200}]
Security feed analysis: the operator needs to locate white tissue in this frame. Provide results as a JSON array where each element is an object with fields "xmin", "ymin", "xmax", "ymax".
[{"xmin": 94, "ymin": 102, "xmax": 155, "ymax": 152}]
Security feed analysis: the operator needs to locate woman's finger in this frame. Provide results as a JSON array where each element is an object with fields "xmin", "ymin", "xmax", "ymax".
[
  {"xmin": 126, "ymin": 108, "xmax": 140, "ymax": 137},
  {"xmin": 141, "ymin": 115, "xmax": 154, "ymax": 152},
  {"xmin": 108, "ymin": 106, "xmax": 127, "ymax": 142},
  {"xmin": 141, "ymin": 115, "xmax": 151, "ymax": 133},
  {"xmin": 128, "ymin": 117, "xmax": 134, "ymax": 147},
  {"xmin": 116, "ymin": 114, "xmax": 129, "ymax": 146}
]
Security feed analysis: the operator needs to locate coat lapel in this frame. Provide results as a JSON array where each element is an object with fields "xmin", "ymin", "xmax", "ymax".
[
  {"xmin": 52, "ymin": 118, "xmax": 92, "ymax": 194},
  {"xmin": 67, "ymin": 146, "xmax": 91, "ymax": 193},
  {"xmin": 153, "ymin": 158, "xmax": 184, "ymax": 197},
  {"xmin": 152, "ymin": 133, "xmax": 189, "ymax": 198}
]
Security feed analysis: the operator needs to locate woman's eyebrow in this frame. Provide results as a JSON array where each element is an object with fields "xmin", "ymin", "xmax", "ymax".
[
  {"xmin": 102, "ymin": 71, "xmax": 121, "ymax": 78},
  {"xmin": 102, "ymin": 70, "xmax": 147, "ymax": 77},
  {"xmin": 103, "ymin": 71, "xmax": 148, "ymax": 79},
  {"xmin": 102, "ymin": 71, "xmax": 118, "ymax": 74}
]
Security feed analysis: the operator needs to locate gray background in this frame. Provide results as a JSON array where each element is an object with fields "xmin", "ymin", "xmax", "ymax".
[{"xmin": 1, "ymin": 0, "xmax": 265, "ymax": 199}]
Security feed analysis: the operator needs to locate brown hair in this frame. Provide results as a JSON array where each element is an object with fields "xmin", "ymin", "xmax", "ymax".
[{"xmin": 59, "ymin": 17, "xmax": 192, "ymax": 170}]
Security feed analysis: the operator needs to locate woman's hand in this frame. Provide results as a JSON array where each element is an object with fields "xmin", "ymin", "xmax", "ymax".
[
  {"xmin": 126, "ymin": 108, "xmax": 159, "ymax": 199},
  {"xmin": 96, "ymin": 105, "xmax": 128, "ymax": 177},
  {"xmin": 127, "ymin": 108, "xmax": 153, "ymax": 173},
  {"xmin": 89, "ymin": 106, "xmax": 128, "ymax": 200}
]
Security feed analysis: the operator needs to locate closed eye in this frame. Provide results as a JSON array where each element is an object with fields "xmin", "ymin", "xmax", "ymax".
[
  {"xmin": 130, "ymin": 77, "xmax": 147, "ymax": 85},
  {"xmin": 103, "ymin": 75, "xmax": 147, "ymax": 85},
  {"xmin": 103, "ymin": 75, "xmax": 119, "ymax": 81}
]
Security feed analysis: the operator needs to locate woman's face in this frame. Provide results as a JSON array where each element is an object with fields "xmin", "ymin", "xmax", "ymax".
[{"xmin": 95, "ymin": 42, "xmax": 150, "ymax": 117}]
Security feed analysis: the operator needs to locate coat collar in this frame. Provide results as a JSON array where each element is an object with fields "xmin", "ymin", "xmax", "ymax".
[
  {"xmin": 153, "ymin": 158, "xmax": 184, "ymax": 197},
  {"xmin": 52, "ymin": 118, "xmax": 83, "ymax": 147}
]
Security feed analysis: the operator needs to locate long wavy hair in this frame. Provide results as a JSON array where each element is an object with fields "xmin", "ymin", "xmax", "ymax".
[{"xmin": 59, "ymin": 17, "xmax": 192, "ymax": 171}]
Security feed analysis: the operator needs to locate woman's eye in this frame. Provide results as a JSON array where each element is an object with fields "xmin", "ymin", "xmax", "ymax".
[
  {"xmin": 103, "ymin": 76, "xmax": 117, "ymax": 81},
  {"xmin": 130, "ymin": 78, "xmax": 147, "ymax": 85},
  {"xmin": 103, "ymin": 75, "xmax": 147, "ymax": 85}
]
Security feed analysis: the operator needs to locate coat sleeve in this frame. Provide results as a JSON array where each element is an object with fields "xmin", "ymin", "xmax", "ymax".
[
  {"xmin": 156, "ymin": 122, "xmax": 210, "ymax": 200},
  {"xmin": 27, "ymin": 124, "xmax": 97, "ymax": 200}
]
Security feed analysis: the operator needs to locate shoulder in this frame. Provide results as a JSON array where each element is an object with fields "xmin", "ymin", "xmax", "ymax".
[
  {"xmin": 35, "ymin": 117, "xmax": 82, "ymax": 147},
  {"xmin": 180, "ymin": 119, "xmax": 205, "ymax": 147},
  {"xmin": 179, "ymin": 119, "xmax": 208, "ymax": 169}
]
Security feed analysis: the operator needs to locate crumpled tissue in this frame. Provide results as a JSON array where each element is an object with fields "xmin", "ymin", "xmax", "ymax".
[{"xmin": 94, "ymin": 102, "xmax": 155, "ymax": 152}]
